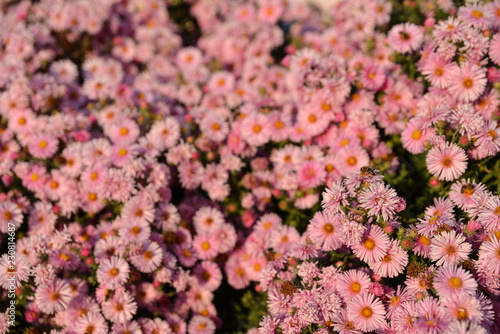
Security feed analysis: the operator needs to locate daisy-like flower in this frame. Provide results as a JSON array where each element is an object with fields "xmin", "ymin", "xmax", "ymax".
[
  {"xmin": 401, "ymin": 121, "xmax": 435, "ymax": 154},
  {"xmin": 449, "ymin": 104, "xmax": 485, "ymax": 139},
  {"xmin": 149, "ymin": 117, "xmax": 181, "ymax": 150},
  {"xmin": 34, "ymin": 278, "xmax": 72, "ymax": 314},
  {"xmin": 358, "ymin": 182, "xmax": 400, "ymax": 221},
  {"xmin": 441, "ymin": 292, "xmax": 483, "ymax": 324},
  {"xmin": 336, "ymin": 145, "xmax": 370, "ymax": 177},
  {"xmin": 352, "ymin": 225, "xmax": 390, "ymax": 264},
  {"xmin": 193, "ymin": 206, "xmax": 225, "ymax": 233},
  {"xmin": 240, "ymin": 111, "xmax": 271, "ymax": 147},
  {"xmin": 200, "ymin": 114, "xmax": 229, "ymax": 143},
  {"xmin": 194, "ymin": 261, "xmax": 223, "ymax": 292},
  {"xmin": 448, "ymin": 62, "xmax": 487, "ymax": 102},
  {"xmin": 214, "ymin": 223, "xmax": 237, "ymax": 254},
  {"xmin": 307, "ymin": 211, "xmax": 343, "ymax": 251},
  {"xmin": 193, "ymin": 233, "xmax": 219, "ymax": 260},
  {"xmin": 477, "ymin": 196, "xmax": 500, "ymax": 231},
  {"xmin": 102, "ymin": 290, "xmax": 137, "ymax": 324},
  {"xmin": 130, "ymin": 241, "xmax": 163, "ymax": 273},
  {"xmin": 478, "ymin": 236, "xmax": 500, "ymax": 275},
  {"xmin": 347, "ymin": 293, "xmax": 386, "ymax": 332},
  {"xmin": 433, "ymin": 265, "xmax": 478, "ymax": 296},
  {"xmin": 75, "ymin": 312, "xmax": 108, "ymax": 334},
  {"xmin": 188, "ymin": 316, "xmax": 216, "ymax": 334},
  {"xmin": 121, "ymin": 195, "xmax": 155, "ymax": 225},
  {"xmin": 96, "ymin": 256, "xmax": 130, "ymax": 288},
  {"xmin": 391, "ymin": 301, "xmax": 418, "ymax": 333},
  {"xmin": 0, "ymin": 201, "xmax": 23, "ymax": 233},
  {"xmin": 337, "ymin": 269, "xmax": 371, "ymax": 299},
  {"xmin": 415, "ymin": 297, "xmax": 449, "ymax": 334},
  {"xmin": 321, "ymin": 181, "xmax": 348, "ymax": 215},
  {"xmin": 0, "ymin": 254, "xmax": 30, "ymax": 289},
  {"xmin": 443, "ymin": 321, "xmax": 487, "ymax": 334},
  {"xmin": 387, "ymin": 23, "xmax": 423, "ymax": 53},
  {"xmin": 457, "ymin": 2, "xmax": 493, "ymax": 30},
  {"xmin": 429, "ymin": 231, "xmax": 472, "ymax": 266},
  {"xmin": 369, "ymin": 240, "xmax": 408, "ymax": 278},
  {"xmin": 176, "ymin": 47, "xmax": 203, "ymax": 71},
  {"xmin": 111, "ymin": 320, "xmax": 143, "ymax": 334},
  {"xmin": 297, "ymin": 161, "xmax": 326, "ymax": 188},
  {"xmin": 489, "ymin": 33, "xmax": 500, "ymax": 66},
  {"xmin": 449, "ymin": 179, "xmax": 487, "ymax": 209},
  {"xmin": 28, "ymin": 134, "xmax": 58, "ymax": 159},
  {"xmin": 426, "ymin": 143, "xmax": 468, "ymax": 181},
  {"xmin": 420, "ymin": 52, "xmax": 455, "ymax": 88},
  {"xmin": 338, "ymin": 219, "xmax": 367, "ymax": 247}
]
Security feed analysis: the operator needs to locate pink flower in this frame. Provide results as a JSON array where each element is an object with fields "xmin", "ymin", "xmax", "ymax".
[
  {"xmin": 429, "ymin": 231, "xmax": 472, "ymax": 266},
  {"xmin": 347, "ymin": 293, "xmax": 386, "ymax": 332},
  {"xmin": 448, "ymin": 62, "xmax": 487, "ymax": 102},
  {"xmin": 307, "ymin": 211, "xmax": 343, "ymax": 251},
  {"xmin": 193, "ymin": 233, "xmax": 219, "ymax": 260},
  {"xmin": 433, "ymin": 265, "xmax": 478, "ymax": 296},
  {"xmin": 101, "ymin": 290, "xmax": 137, "ymax": 323},
  {"xmin": 352, "ymin": 225, "xmax": 390, "ymax": 264},
  {"xmin": 28, "ymin": 134, "xmax": 58, "ymax": 159},
  {"xmin": 478, "ymin": 235, "xmax": 500, "ymax": 274},
  {"xmin": 426, "ymin": 143, "xmax": 468, "ymax": 181},
  {"xmin": 96, "ymin": 256, "xmax": 130, "ymax": 289},
  {"xmin": 337, "ymin": 269, "xmax": 371, "ymax": 300},
  {"xmin": 194, "ymin": 261, "xmax": 223, "ymax": 292},
  {"xmin": 35, "ymin": 279, "xmax": 72, "ymax": 314},
  {"xmin": 297, "ymin": 161, "xmax": 326, "ymax": 188},
  {"xmin": 369, "ymin": 240, "xmax": 408, "ymax": 278},
  {"xmin": 387, "ymin": 23, "xmax": 423, "ymax": 53},
  {"xmin": 358, "ymin": 182, "xmax": 400, "ymax": 221},
  {"xmin": 401, "ymin": 121, "xmax": 435, "ymax": 154}
]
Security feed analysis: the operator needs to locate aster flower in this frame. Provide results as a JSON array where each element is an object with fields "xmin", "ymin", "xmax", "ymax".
[
  {"xmin": 449, "ymin": 104, "xmax": 485, "ymax": 139},
  {"xmin": 401, "ymin": 121, "xmax": 435, "ymax": 154},
  {"xmin": 387, "ymin": 23, "xmax": 423, "ymax": 53},
  {"xmin": 420, "ymin": 52, "xmax": 455, "ymax": 88},
  {"xmin": 449, "ymin": 179, "xmax": 487, "ymax": 209},
  {"xmin": 358, "ymin": 182, "xmax": 400, "ymax": 221},
  {"xmin": 369, "ymin": 240, "xmax": 408, "ymax": 278},
  {"xmin": 28, "ymin": 134, "xmax": 58, "ymax": 159},
  {"xmin": 193, "ymin": 206, "xmax": 225, "ymax": 233},
  {"xmin": 130, "ymin": 241, "xmax": 163, "ymax": 273},
  {"xmin": 477, "ymin": 196, "xmax": 500, "ymax": 231},
  {"xmin": 352, "ymin": 225, "xmax": 390, "ymax": 264},
  {"xmin": 35, "ymin": 278, "xmax": 72, "ymax": 314},
  {"xmin": 429, "ymin": 231, "xmax": 472, "ymax": 266},
  {"xmin": 193, "ymin": 233, "xmax": 219, "ymax": 260},
  {"xmin": 433, "ymin": 265, "xmax": 478, "ymax": 296},
  {"xmin": 478, "ymin": 236, "xmax": 500, "ymax": 275},
  {"xmin": 96, "ymin": 256, "xmax": 130, "ymax": 288},
  {"xmin": 0, "ymin": 201, "xmax": 23, "ymax": 233},
  {"xmin": 347, "ymin": 293, "xmax": 386, "ymax": 332},
  {"xmin": 415, "ymin": 297, "xmax": 449, "ymax": 334},
  {"xmin": 337, "ymin": 269, "xmax": 371, "ymax": 300},
  {"xmin": 307, "ymin": 211, "xmax": 343, "ymax": 251},
  {"xmin": 75, "ymin": 312, "xmax": 108, "ymax": 334},
  {"xmin": 448, "ymin": 62, "xmax": 487, "ymax": 103},
  {"xmin": 0, "ymin": 254, "xmax": 30, "ymax": 289},
  {"xmin": 426, "ymin": 143, "xmax": 468, "ymax": 181},
  {"xmin": 101, "ymin": 290, "xmax": 137, "ymax": 324},
  {"xmin": 321, "ymin": 181, "xmax": 348, "ymax": 215}
]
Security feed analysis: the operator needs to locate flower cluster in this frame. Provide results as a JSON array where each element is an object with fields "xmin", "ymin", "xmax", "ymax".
[
  {"xmin": 396, "ymin": 1, "xmax": 500, "ymax": 181},
  {"xmin": 258, "ymin": 169, "xmax": 500, "ymax": 334}
]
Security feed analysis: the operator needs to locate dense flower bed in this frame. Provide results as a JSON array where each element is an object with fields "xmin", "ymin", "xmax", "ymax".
[{"xmin": 0, "ymin": 0, "xmax": 500, "ymax": 333}]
